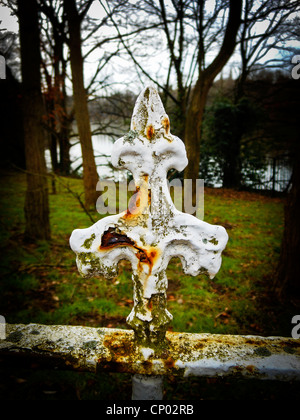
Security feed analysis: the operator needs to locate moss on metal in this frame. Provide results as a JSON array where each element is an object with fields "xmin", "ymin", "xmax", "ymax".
[
  {"xmin": 81, "ymin": 233, "xmax": 96, "ymax": 249},
  {"xmin": 1, "ymin": 324, "xmax": 300, "ymax": 381}
]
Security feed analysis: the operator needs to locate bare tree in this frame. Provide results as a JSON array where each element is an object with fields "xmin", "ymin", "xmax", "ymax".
[
  {"xmin": 235, "ymin": 0, "xmax": 300, "ymax": 99},
  {"xmin": 63, "ymin": 0, "xmax": 99, "ymax": 210},
  {"xmin": 208, "ymin": 0, "xmax": 300, "ymax": 190},
  {"xmin": 39, "ymin": 0, "xmax": 74, "ymax": 176},
  {"xmin": 17, "ymin": 0, "xmax": 51, "ymax": 241},
  {"xmin": 184, "ymin": 0, "xmax": 242, "ymax": 203},
  {"xmin": 100, "ymin": 0, "xmax": 242, "ymax": 203}
]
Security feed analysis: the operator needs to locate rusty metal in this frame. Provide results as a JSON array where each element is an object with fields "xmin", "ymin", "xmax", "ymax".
[
  {"xmin": 2, "ymin": 324, "xmax": 300, "ymax": 381},
  {"xmin": 69, "ymin": 86, "xmax": 228, "ymax": 349},
  {"xmin": 1, "ymin": 87, "xmax": 299, "ymax": 400}
]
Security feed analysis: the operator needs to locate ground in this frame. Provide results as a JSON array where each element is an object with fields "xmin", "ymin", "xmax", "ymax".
[{"xmin": 0, "ymin": 170, "xmax": 299, "ymax": 400}]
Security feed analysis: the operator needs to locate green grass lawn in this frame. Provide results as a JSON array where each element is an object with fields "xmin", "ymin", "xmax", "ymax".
[
  {"xmin": 0, "ymin": 169, "xmax": 298, "ymax": 400},
  {"xmin": 0, "ymin": 170, "xmax": 293, "ymax": 335}
]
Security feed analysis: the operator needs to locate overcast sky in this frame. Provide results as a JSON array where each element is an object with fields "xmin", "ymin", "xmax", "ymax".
[{"xmin": 1, "ymin": 1, "xmax": 299, "ymax": 93}]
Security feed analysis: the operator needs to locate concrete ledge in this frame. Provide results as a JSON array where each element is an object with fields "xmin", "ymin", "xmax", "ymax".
[{"xmin": 1, "ymin": 324, "xmax": 300, "ymax": 381}]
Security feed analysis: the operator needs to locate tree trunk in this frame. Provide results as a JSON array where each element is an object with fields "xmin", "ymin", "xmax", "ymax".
[
  {"xmin": 44, "ymin": 73, "xmax": 59, "ymax": 173},
  {"xmin": 64, "ymin": 0, "xmax": 99, "ymax": 210},
  {"xmin": 184, "ymin": 75, "xmax": 210, "ymax": 200},
  {"xmin": 50, "ymin": 131, "xmax": 59, "ymax": 173},
  {"xmin": 184, "ymin": 0, "xmax": 242, "ymax": 203},
  {"xmin": 54, "ymin": 28, "xmax": 72, "ymax": 176},
  {"xmin": 58, "ymin": 126, "xmax": 71, "ymax": 175},
  {"xmin": 58, "ymin": 56, "xmax": 72, "ymax": 176},
  {"xmin": 222, "ymin": 146, "xmax": 241, "ymax": 189},
  {"xmin": 18, "ymin": 0, "xmax": 51, "ymax": 241},
  {"xmin": 274, "ymin": 139, "xmax": 300, "ymax": 298}
]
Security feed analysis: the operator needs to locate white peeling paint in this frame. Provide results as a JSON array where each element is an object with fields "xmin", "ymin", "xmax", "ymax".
[
  {"xmin": 177, "ymin": 354, "xmax": 300, "ymax": 381},
  {"xmin": 2, "ymin": 324, "xmax": 300, "ymax": 382},
  {"xmin": 140, "ymin": 347, "xmax": 155, "ymax": 360},
  {"xmin": 69, "ymin": 86, "xmax": 228, "ymax": 344}
]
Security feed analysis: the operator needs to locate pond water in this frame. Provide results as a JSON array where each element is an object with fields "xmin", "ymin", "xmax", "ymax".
[
  {"xmin": 46, "ymin": 133, "xmax": 292, "ymax": 192},
  {"xmin": 45, "ymin": 132, "xmax": 126, "ymax": 181}
]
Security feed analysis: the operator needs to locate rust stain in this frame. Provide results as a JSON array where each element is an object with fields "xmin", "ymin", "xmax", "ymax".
[
  {"xmin": 136, "ymin": 246, "xmax": 160, "ymax": 275},
  {"xmin": 123, "ymin": 186, "xmax": 141, "ymax": 219},
  {"xmin": 122, "ymin": 175, "xmax": 150, "ymax": 221},
  {"xmin": 141, "ymin": 360, "xmax": 153, "ymax": 374},
  {"xmin": 98, "ymin": 171, "xmax": 160, "ymax": 313},
  {"xmin": 164, "ymin": 356, "xmax": 175, "ymax": 369},
  {"xmin": 193, "ymin": 342, "xmax": 205, "ymax": 351},
  {"xmin": 103, "ymin": 333, "xmax": 135, "ymax": 357},
  {"xmin": 136, "ymin": 249, "xmax": 150, "ymax": 264},
  {"xmin": 246, "ymin": 365, "xmax": 257, "ymax": 373},
  {"xmin": 101, "ymin": 333, "xmax": 156, "ymax": 375},
  {"xmin": 98, "ymin": 360, "xmax": 130, "ymax": 374},
  {"xmin": 146, "ymin": 124, "xmax": 155, "ymax": 140},
  {"xmin": 150, "ymin": 250, "xmax": 157, "ymax": 259},
  {"xmin": 99, "ymin": 227, "xmax": 160, "ymax": 275},
  {"xmin": 161, "ymin": 117, "xmax": 170, "ymax": 134},
  {"xmin": 100, "ymin": 227, "xmax": 135, "ymax": 249}
]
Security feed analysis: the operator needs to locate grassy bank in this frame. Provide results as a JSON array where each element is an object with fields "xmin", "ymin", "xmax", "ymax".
[{"xmin": 0, "ymin": 170, "xmax": 298, "ymax": 400}]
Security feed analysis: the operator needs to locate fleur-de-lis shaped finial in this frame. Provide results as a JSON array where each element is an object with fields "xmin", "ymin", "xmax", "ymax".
[{"xmin": 70, "ymin": 86, "xmax": 228, "ymax": 348}]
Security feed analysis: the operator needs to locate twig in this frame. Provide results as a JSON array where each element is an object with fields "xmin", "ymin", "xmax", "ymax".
[
  {"xmin": 11, "ymin": 165, "xmax": 96, "ymax": 224},
  {"xmin": 52, "ymin": 174, "xmax": 96, "ymax": 224}
]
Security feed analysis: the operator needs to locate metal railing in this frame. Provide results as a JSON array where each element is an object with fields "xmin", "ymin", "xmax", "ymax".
[{"xmin": 1, "ymin": 86, "xmax": 299, "ymax": 400}]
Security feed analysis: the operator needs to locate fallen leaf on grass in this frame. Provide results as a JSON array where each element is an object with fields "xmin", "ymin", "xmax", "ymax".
[{"xmin": 215, "ymin": 307, "xmax": 231, "ymax": 320}]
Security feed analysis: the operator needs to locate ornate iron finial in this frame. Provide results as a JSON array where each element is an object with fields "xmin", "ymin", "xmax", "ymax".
[{"xmin": 70, "ymin": 86, "xmax": 228, "ymax": 348}]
